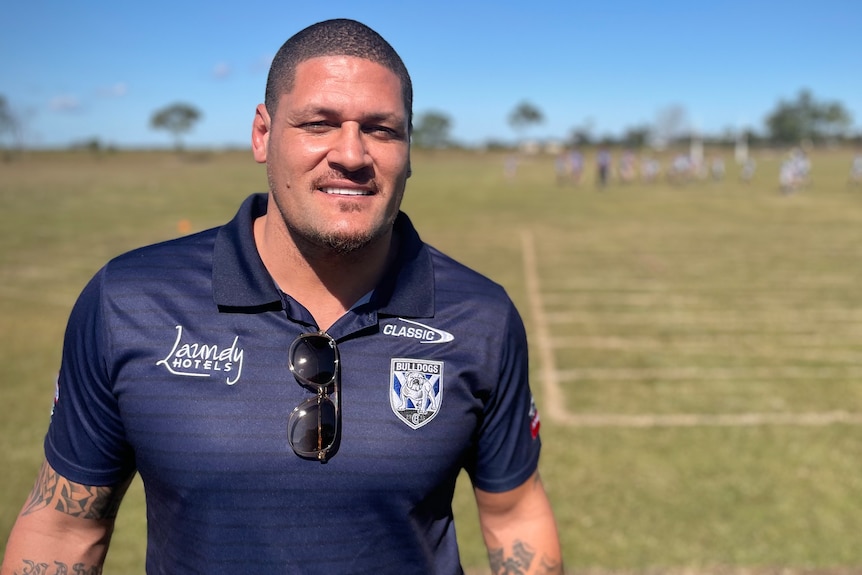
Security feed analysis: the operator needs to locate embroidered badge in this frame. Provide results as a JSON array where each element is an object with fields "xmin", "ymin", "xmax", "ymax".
[{"xmin": 390, "ymin": 358, "xmax": 443, "ymax": 429}]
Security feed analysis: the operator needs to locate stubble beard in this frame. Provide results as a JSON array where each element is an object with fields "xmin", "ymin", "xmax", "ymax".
[
  {"xmin": 268, "ymin": 171, "xmax": 396, "ymax": 256},
  {"xmin": 314, "ymin": 200, "xmax": 388, "ymax": 255}
]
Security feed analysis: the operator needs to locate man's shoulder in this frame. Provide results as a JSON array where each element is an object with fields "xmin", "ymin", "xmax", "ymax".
[
  {"xmin": 102, "ymin": 227, "xmax": 221, "ymax": 281},
  {"xmin": 426, "ymin": 244, "xmax": 510, "ymax": 302},
  {"xmin": 115, "ymin": 226, "xmax": 218, "ymax": 260}
]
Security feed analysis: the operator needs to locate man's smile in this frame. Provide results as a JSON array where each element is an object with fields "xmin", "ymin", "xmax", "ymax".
[{"xmin": 320, "ymin": 187, "xmax": 374, "ymax": 196}]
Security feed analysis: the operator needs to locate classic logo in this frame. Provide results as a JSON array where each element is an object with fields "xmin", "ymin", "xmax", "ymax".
[
  {"xmin": 156, "ymin": 325, "xmax": 244, "ymax": 385},
  {"xmin": 390, "ymin": 358, "xmax": 444, "ymax": 429},
  {"xmin": 382, "ymin": 318, "xmax": 454, "ymax": 344}
]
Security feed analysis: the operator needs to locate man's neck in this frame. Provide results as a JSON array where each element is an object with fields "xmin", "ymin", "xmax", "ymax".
[{"xmin": 253, "ymin": 215, "xmax": 396, "ymax": 331}]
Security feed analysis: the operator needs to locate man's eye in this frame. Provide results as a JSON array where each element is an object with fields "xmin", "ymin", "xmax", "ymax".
[
  {"xmin": 302, "ymin": 122, "xmax": 332, "ymax": 132},
  {"xmin": 365, "ymin": 126, "xmax": 400, "ymax": 139}
]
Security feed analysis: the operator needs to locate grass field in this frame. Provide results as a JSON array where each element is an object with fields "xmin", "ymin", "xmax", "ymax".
[{"xmin": 2, "ymin": 147, "xmax": 862, "ymax": 573}]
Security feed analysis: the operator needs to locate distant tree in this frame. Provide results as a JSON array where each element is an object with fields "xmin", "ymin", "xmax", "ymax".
[
  {"xmin": 569, "ymin": 128, "xmax": 593, "ymax": 147},
  {"xmin": 151, "ymin": 102, "xmax": 202, "ymax": 151},
  {"xmin": 653, "ymin": 104, "xmax": 690, "ymax": 148},
  {"xmin": 0, "ymin": 95, "xmax": 21, "ymax": 159},
  {"xmin": 568, "ymin": 118, "xmax": 594, "ymax": 147},
  {"xmin": 764, "ymin": 89, "xmax": 852, "ymax": 144},
  {"xmin": 508, "ymin": 101, "xmax": 544, "ymax": 142},
  {"xmin": 821, "ymin": 101, "xmax": 853, "ymax": 140},
  {"xmin": 412, "ymin": 111, "xmax": 452, "ymax": 149},
  {"xmin": 622, "ymin": 124, "xmax": 652, "ymax": 149},
  {"xmin": 69, "ymin": 137, "xmax": 104, "ymax": 155},
  {"xmin": 596, "ymin": 133, "xmax": 617, "ymax": 147},
  {"xmin": 0, "ymin": 96, "xmax": 13, "ymax": 135}
]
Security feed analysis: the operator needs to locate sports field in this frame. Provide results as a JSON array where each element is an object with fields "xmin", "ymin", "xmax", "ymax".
[{"xmin": 2, "ymin": 148, "xmax": 862, "ymax": 573}]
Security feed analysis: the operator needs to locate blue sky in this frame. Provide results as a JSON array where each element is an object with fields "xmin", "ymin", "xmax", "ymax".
[{"xmin": 3, "ymin": 0, "xmax": 860, "ymax": 148}]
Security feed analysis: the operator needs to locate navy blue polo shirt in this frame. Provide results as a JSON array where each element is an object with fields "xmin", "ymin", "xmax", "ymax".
[{"xmin": 45, "ymin": 193, "xmax": 541, "ymax": 574}]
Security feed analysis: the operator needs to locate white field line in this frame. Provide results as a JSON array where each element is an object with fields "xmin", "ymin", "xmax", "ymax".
[
  {"xmin": 521, "ymin": 229, "xmax": 569, "ymax": 423},
  {"xmin": 555, "ymin": 366, "xmax": 862, "ymax": 382},
  {"xmin": 519, "ymin": 229, "xmax": 862, "ymax": 428},
  {"xmin": 544, "ymin": 410, "xmax": 862, "ymax": 428}
]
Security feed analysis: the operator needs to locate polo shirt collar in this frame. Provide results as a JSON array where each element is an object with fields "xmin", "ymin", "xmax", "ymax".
[
  {"xmin": 212, "ymin": 193, "xmax": 434, "ymax": 319},
  {"xmin": 374, "ymin": 210, "xmax": 434, "ymax": 319}
]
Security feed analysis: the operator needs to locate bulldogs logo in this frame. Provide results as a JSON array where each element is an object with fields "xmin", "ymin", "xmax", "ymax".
[{"xmin": 390, "ymin": 358, "xmax": 443, "ymax": 429}]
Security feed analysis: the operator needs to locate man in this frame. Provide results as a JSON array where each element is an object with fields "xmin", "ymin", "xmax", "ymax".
[{"xmin": 2, "ymin": 19, "xmax": 562, "ymax": 575}]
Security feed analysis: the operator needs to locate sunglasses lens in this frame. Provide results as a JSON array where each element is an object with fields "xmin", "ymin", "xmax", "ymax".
[
  {"xmin": 287, "ymin": 397, "xmax": 337, "ymax": 456},
  {"xmin": 290, "ymin": 336, "xmax": 337, "ymax": 385},
  {"xmin": 287, "ymin": 333, "xmax": 340, "ymax": 461}
]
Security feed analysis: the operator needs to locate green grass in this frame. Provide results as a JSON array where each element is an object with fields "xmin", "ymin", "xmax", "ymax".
[{"xmin": 2, "ymin": 147, "xmax": 862, "ymax": 573}]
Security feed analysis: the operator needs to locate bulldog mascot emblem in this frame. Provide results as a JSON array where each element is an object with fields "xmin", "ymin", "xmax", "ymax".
[{"xmin": 390, "ymin": 358, "xmax": 443, "ymax": 429}]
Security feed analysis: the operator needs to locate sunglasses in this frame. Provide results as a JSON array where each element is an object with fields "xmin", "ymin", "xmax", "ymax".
[{"xmin": 287, "ymin": 332, "xmax": 340, "ymax": 463}]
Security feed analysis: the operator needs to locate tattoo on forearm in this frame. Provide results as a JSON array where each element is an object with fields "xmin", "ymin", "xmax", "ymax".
[
  {"xmin": 13, "ymin": 559, "xmax": 101, "ymax": 575},
  {"xmin": 21, "ymin": 461, "xmax": 122, "ymax": 520},
  {"xmin": 488, "ymin": 540, "xmax": 562, "ymax": 575}
]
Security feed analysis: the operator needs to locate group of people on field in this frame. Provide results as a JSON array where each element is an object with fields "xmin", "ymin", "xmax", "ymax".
[
  {"xmin": 550, "ymin": 146, "xmax": 862, "ymax": 193},
  {"xmin": 555, "ymin": 147, "xmax": 736, "ymax": 188}
]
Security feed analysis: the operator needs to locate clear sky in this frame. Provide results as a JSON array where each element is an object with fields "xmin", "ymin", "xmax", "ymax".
[{"xmin": 3, "ymin": 0, "xmax": 860, "ymax": 149}]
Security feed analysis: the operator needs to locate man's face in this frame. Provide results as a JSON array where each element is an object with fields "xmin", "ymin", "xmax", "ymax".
[{"xmin": 252, "ymin": 55, "xmax": 411, "ymax": 254}]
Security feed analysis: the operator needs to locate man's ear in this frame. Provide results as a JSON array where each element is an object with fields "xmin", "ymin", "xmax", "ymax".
[{"xmin": 251, "ymin": 104, "xmax": 271, "ymax": 164}]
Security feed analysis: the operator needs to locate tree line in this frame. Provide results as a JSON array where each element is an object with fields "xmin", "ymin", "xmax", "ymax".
[
  {"xmin": 0, "ymin": 89, "xmax": 856, "ymax": 152},
  {"xmin": 414, "ymin": 89, "xmax": 857, "ymax": 150}
]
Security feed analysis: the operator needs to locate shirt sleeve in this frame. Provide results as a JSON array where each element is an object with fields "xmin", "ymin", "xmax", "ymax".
[
  {"xmin": 44, "ymin": 267, "xmax": 135, "ymax": 486},
  {"xmin": 467, "ymin": 300, "xmax": 542, "ymax": 492}
]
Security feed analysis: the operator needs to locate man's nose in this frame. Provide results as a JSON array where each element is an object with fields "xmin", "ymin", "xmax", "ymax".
[{"xmin": 328, "ymin": 123, "xmax": 371, "ymax": 172}]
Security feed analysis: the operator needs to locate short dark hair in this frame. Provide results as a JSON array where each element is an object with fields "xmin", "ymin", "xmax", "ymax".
[{"xmin": 265, "ymin": 19, "xmax": 413, "ymax": 131}]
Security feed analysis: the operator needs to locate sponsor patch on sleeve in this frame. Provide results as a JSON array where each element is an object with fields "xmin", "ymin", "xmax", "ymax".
[{"xmin": 529, "ymin": 395, "xmax": 541, "ymax": 439}]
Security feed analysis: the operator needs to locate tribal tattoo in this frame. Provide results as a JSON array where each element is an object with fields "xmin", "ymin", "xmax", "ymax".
[
  {"xmin": 8, "ymin": 463, "xmax": 128, "ymax": 574},
  {"xmin": 21, "ymin": 461, "xmax": 124, "ymax": 520}
]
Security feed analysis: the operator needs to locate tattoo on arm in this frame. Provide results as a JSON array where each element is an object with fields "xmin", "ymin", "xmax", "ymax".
[
  {"xmin": 14, "ymin": 559, "xmax": 102, "ymax": 575},
  {"xmin": 488, "ymin": 540, "xmax": 562, "ymax": 575},
  {"xmin": 21, "ymin": 461, "xmax": 124, "ymax": 520},
  {"xmin": 20, "ymin": 461, "xmax": 57, "ymax": 515}
]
